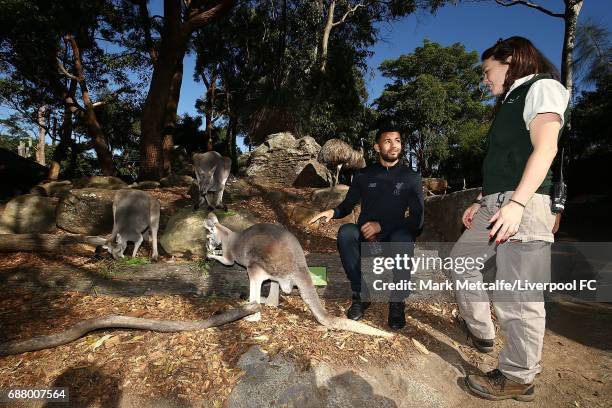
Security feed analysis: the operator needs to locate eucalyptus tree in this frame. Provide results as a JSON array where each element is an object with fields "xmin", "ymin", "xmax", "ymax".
[{"xmin": 375, "ymin": 40, "xmax": 489, "ymax": 182}]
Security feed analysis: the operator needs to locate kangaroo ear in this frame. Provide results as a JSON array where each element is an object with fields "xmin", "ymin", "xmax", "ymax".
[{"xmin": 204, "ymin": 219, "xmax": 215, "ymax": 232}]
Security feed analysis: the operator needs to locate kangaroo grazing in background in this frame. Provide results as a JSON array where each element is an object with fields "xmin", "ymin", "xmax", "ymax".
[
  {"xmin": 104, "ymin": 189, "xmax": 160, "ymax": 261},
  {"xmin": 204, "ymin": 213, "xmax": 393, "ymax": 338},
  {"xmin": 193, "ymin": 151, "xmax": 232, "ymax": 211}
]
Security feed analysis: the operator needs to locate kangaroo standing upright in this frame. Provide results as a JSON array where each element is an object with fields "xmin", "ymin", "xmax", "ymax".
[
  {"xmin": 193, "ymin": 151, "xmax": 231, "ymax": 211},
  {"xmin": 104, "ymin": 189, "xmax": 160, "ymax": 261},
  {"xmin": 204, "ymin": 213, "xmax": 392, "ymax": 338}
]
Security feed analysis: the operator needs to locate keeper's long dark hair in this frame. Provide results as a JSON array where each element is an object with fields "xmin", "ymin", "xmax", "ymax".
[{"xmin": 482, "ymin": 36, "xmax": 560, "ymax": 108}]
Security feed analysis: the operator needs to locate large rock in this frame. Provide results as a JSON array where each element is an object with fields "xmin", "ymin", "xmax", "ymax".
[
  {"xmin": 73, "ymin": 176, "xmax": 127, "ymax": 190},
  {"xmin": 160, "ymin": 209, "xmax": 261, "ymax": 256},
  {"xmin": 310, "ymin": 185, "xmax": 349, "ymax": 210},
  {"xmin": 222, "ymin": 211, "xmax": 260, "ymax": 232},
  {"xmin": 56, "ymin": 188, "xmax": 117, "ymax": 235},
  {"xmin": 295, "ymin": 136, "xmax": 320, "ymax": 156},
  {"xmin": 422, "ymin": 178, "xmax": 448, "ymax": 195},
  {"xmin": 237, "ymin": 152, "xmax": 251, "ymax": 175},
  {"xmin": 224, "ymin": 178, "xmax": 262, "ymax": 202},
  {"xmin": 30, "ymin": 180, "xmax": 73, "ymax": 198},
  {"xmin": 130, "ymin": 180, "xmax": 160, "ymax": 190},
  {"xmin": 293, "ymin": 160, "xmax": 332, "ymax": 188},
  {"xmin": 159, "ymin": 173, "xmax": 194, "ymax": 187},
  {"xmin": 419, "ymin": 187, "xmax": 481, "ymax": 242},
  {"xmin": 264, "ymin": 132, "xmax": 297, "ymax": 150},
  {"xmin": 159, "ymin": 209, "xmax": 209, "ymax": 256},
  {"xmin": 243, "ymin": 133, "xmax": 327, "ymax": 187},
  {"xmin": 0, "ymin": 194, "xmax": 57, "ymax": 234},
  {"xmin": 280, "ymin": 204, "xmax": 319, "ymax": 227}
]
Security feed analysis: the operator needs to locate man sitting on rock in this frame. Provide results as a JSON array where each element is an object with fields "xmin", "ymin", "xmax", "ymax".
[{"xmin": 309, "ymin": 126, "xmax": 424, "ymax": 330}]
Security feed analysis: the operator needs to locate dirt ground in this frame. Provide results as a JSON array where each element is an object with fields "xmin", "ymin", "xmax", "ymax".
[{"xmin": 0, "ymin": 184, "xmax": 610, "ymax": 407}]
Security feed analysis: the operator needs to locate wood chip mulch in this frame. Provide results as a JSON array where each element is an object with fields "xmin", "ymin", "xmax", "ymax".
[{"xmin": 0, "ymin": 287, "xmax": 480, "ymax": 406}]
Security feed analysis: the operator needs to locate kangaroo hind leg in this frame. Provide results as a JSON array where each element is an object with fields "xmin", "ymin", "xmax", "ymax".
[
  {"xmin": 245, "ymin": 265, "xmax": 268, "ymax": 321},
  {"xmin": 262, "ymin": 281, "xmax": 280, "ymax": 307}
]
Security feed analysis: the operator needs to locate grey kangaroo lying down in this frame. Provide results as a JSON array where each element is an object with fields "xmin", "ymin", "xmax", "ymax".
[
  {"xmin": 204, "ymin": 213, "xmax": 392, "ymax": 338},
  {"xmin": 104, "ymin": 189, "xmax": 160, "ymax": 261}
]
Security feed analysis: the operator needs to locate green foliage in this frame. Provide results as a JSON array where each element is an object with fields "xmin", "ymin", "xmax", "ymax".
[
  {"xmin": 0, "ymin": 133, "xmax": 27, "ymax": 154},
  {"xmin": 571, "ymin": 73, "xmax": 612, "ymax": 158},
  {"xmin": 45, "ymin": 143, "xmax": 99, "ymax": 178},
  {"xmin": 192, "ymin": 259, "xmax": 212, "ymax": 276},
  {"xmin": 192, "ymin": 1, "xmax": 445, "ymax": 148},
  {"xmin": 374, "ymin": 40, "xmax": 490, "ymax": 184},
  {"xmin": 574, "ymin": 18, "xmax": 612, "ymax": 85},
  {"xmin": 97, "ymin": 256, "xmax": 150, "ymax": 279},
  {"xmin": 0, "ymin": 0, "xmax": 146, "ymax": 176}
]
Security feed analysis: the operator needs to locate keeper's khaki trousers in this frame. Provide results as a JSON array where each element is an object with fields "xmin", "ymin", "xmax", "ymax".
[{"xmin": 450, "ymin": 191, "xmax": 556, "ymax": 384}]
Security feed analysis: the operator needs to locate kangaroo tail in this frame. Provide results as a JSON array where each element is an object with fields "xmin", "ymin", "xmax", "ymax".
[{"xmin": 295, "ymin": 273, "xmax": 393, "ymax": 338}]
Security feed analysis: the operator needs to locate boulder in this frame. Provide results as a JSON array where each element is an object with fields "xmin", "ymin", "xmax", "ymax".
[
  {"xmin": 295, "ymin": 136, "xmax": 320, "ymax": 156},
  {"xmin": 0, "ymin": 194, "xmax": 57, "ymax": 234},
  {"xmin": 30, "ymin": 180, "xmax": 73, "ymax": 198},
  {"xmin": 159, "ymin": 174, "xmax": 194, "ymax": 187},
  {"xmin": 237, "ymin": 152, "xmax": 251, "ymax": 175},
  {"xmin": 418, "ymin": 187, "xmax": 481, "ymax": 243},
  {"xmin": 160, "ymin": 209, "xmax": 261, "ymax": 256},
  {"xmin": 311, "ymin": 185, "xmax": 349, "ymax": 210},
  {"xmin": 293, "ymin": 160, "xmax": 332, "ymax": 188},
  {"xmin": 243, "ymin": 133, "xmax": 325, "ymax": 187},
  {"xmin": 222, "ymin": 211, "xmax": 260, "ymax": 232},
  {"xmin": 422, "ymin": 178, "xmax": 448, "ymax": 195},
  {"xmin": 130, "ymin": 180, "xmax": 160, "ymax": 190},
  {"xmin": 286, "ymin": 204, "xmax": 319, "ymax": 227},
  {"xmin": 56, "ymin": 188, "xmax": 117, "ymax": 235},
  {"xmin": 264, "ymin": 132, "xmax": 297, "ymax": 150},
  {"xmin": 224, "ymin": 178, "xmax": 261, "ymax": 202},
  {"xmin": 73, "ymin": 176, "xmax": 127, "ymax": 190},
  {"xmin": 159, "ymin": 209, "xmax": 209, "ymax": 256}
]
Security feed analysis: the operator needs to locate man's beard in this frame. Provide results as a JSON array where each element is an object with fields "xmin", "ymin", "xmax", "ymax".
[{"xmin": 380, "ymin": 150, "xmax": 400, "ymax": 164}]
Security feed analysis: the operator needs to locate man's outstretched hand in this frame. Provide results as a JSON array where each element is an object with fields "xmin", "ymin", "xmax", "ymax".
[{"xmin": 308, "ymin": 209, "xmax": 335, "ymax": 225}]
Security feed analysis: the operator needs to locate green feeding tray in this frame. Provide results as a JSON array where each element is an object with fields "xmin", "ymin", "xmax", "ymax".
[{"xmin": 309, "ymin": 266, "xmax": 327, "ymax": 286}]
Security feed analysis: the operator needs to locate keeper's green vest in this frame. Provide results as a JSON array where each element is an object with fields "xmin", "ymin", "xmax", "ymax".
[{"xmin": 482, "ymin": 74, "xmax": 566, "ymax": 196}]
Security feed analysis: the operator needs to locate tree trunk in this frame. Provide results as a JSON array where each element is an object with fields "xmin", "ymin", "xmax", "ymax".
[
  {"xmin": 320, "ymin": 0, "xmax": 336, "ymax": 75},
  {"xmin": 162, "ymin": 60, "xmax": 184, "ymax": 175},
  {"xmin": 136, "ymin": 0, "xmax": 158, "ymax": 65},
  {"xmin": 48, "ymin": 104, "xmax": 73, "ymax": 181},
  {"xmin": 139, "ymin": 1, "xmax": 184, "ymax": 180},
  {"xmin": 226, "ymin": 115, "xmax": 238, "ymax": 170},
  {"xmin": 66, "ymin": 35, "xmax": 115, "ymax": 176},
  {"xmin": 139, "ymin": 0, "xmax": 233, "ymax": 180},
  {"xmin": 561, "ymin": 0, "xmax": 583, "ymax": 98},
  {"xmin": 204, "ymin": 67, "xmax": 218, "ymax": 152},
  {"xmin": 36, "ymin": 106, "xmax": 47, "ymax": 166}
]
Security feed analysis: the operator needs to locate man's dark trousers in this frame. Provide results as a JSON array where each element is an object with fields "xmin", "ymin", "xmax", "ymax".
[{"xmin": 337, "ymin": 223, "xmax": 415, "ymax": 302}]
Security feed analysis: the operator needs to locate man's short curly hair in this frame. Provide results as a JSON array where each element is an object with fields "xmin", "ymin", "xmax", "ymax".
[{"xmin": 375, "ymin": 123, "xmax": 402, "ymax": 143}]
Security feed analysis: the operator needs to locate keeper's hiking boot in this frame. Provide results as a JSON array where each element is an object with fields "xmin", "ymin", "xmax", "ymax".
[
  {"xmin": 457, "ymin": 316, "xmax": 494, "ymax": 353},
  {"xmin": 346, "ymin": 292, "xmax": 370, "ymax": 321},
  {"xmin": 388, "ymin": 301, "xmax": 406, "ymax": 330},
  {"xmin": 466, "ymin": 369, "xmax": 535, "ymax": 402}
]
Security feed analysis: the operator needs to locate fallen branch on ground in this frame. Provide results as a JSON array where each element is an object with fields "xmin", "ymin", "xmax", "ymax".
[
  {"xmin": 0, "ymin": 302, "xmax": 260, "ymax": 356},
  {"xmin": 0, "ymin": 233, "xmax": 107, "ymax": 252}
]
